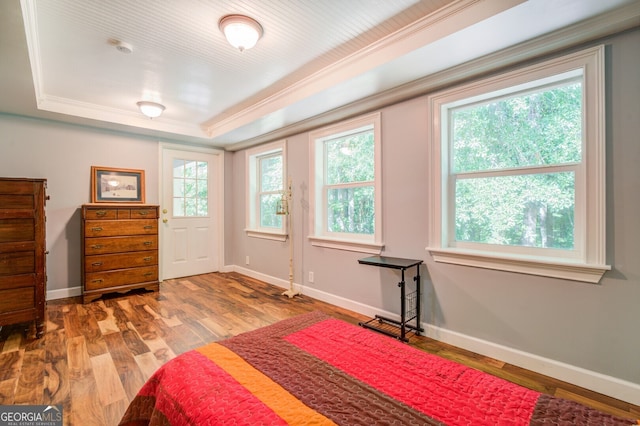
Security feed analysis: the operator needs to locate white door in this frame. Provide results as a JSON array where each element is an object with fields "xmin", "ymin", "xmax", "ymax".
[{"xmin": 160, "ymin": 145, "xmax": 223, "ymax": 280}]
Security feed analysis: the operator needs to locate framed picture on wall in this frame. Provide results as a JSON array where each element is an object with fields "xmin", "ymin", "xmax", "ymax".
[{"xmin": 91, "ymin": 166, "xmax": 145, "ymax": 203}]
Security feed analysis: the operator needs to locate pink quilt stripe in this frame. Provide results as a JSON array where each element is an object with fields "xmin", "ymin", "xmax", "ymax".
[
  {"xmin": 284, "ymin": 318, "xmax": 540, "ymax": 426},
  {"xmin": 138, "ymin": 350, "xmax": 287, "ymax": 425}
]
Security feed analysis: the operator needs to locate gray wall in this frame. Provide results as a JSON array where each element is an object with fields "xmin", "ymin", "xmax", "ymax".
[
  {"xmin": 227, "ymin": 28, "xmax": 640, "ymax": 388},
  {"xmin": 0, "ymin": 116, "xmax": 160, "ymax": 294}
]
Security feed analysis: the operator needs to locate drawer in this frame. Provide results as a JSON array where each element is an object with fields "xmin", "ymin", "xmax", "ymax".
[
  {"xmin": 0, "ymin": 274, "xmax": 34, "ymax": 291},
  {"xmin": 84, "ymin": 219, "xmax": 158, "ymax": 237},
  {"xmin": 0, "ymin": 219, "xmax": 35, "ymax": 243},
  {"xmin": 85, "ymin": 250, "xmax": 157, "ymax": 272},
  {"xmin": 0, "ymin": 251, "xmax": 35, "ymax": 276},
  {"xmin": 0, "ymin": 179, "xmax": 40, "ymax": 194},
  {"xmin": 84, "ymin": 208, "xmax": 117, "ymax": 220},
  {"xmin": 85, "ymin": 266, "xmax": 158, "ymax": 290},
  {"xmin": 0, "ymin": 194, "xmax": 34, "ymax": 210},
  {"xmin": 0, "ymin": 287, "xmax": 34, "ymax": 313},
  {"xmin": 85, "ymin": 235, "xmax": 158, "ymax": 255},
  {"xmin": 126, "ymin": 207, "xmax": 159, "ymax": 219},
  {"xmin": 83, "ymin": 207, "xmax": 158, "ymax": 220}
]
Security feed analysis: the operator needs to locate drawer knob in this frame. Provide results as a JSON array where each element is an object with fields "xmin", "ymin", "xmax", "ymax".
[
  {"xmin": 143, "ymin": 256, "xmax": 152, "ymax": 261},
  {"xmin": 138, "ymin": 211, "xmax": 149, "ymax": 216},
  {"xmin": 143, "ymin": 241, "xmax": 152, "ymax": 246},
  {"xmin": 91, "ymin": 244, "xmax": 103, "ymax": 249},
  {"xmin": 144, "ymin": 272, "xmax": 153, "ymax": 277},
  {"xmin": 91, "ymin": 227, "xmax": 103, "ymax": 231},
  {"xmin": 143, "ymin": 225, "xmax": 153, "ymax": 230},
  {"xmin": 96, "ymin": 210, "xmax": 107, "ymax": 216},
  {"xmin": 91, "ymin": 262, "xmax": 103, "ymax": 267},
  {"xmin": 92, "ymin": 279, "xmax": 103, "ymax": 283}
]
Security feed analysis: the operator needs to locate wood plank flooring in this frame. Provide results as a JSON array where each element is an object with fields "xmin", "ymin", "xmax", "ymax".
[{"xmin": 0, "ymin": 272, "xmax": 638, "ymax": 425}]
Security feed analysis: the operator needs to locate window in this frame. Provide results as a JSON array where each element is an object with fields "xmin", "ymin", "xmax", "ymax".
[
  {"xmin": 173, "ymin": 159, "xmax": 208, "ymax": 217},
  {"xmin": 427, "ymin": 46, "xmax": 609, "ymax": 283},
  {"xmin": 246, "ymin": 140, "xmax": 286, "ymax": 240},
  {"xmin": 309, "ymin": 112, "xmax": 383, "ymax": 253}
]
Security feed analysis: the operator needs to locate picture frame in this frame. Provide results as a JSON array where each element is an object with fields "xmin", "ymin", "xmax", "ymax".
[{"xmin": 91, "ymin": 166, "xmax": 145, "ymax": 203}]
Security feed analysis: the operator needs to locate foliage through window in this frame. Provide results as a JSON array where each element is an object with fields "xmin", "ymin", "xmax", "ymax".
[
  {"xmin": 246, "ymin": 140, "xmax": 286, "ymax": 239},
  {"xmin": 310, "ymin": 113, "xmax": 382, "ymax": 253},
  {"xmin": 173, "ymin": 159, "xmax": 208, "ymax": 217},
  {"xmin": 258, "ymin": 153, "xmax": 283, "ymax": 229},
  {"xmin": 450, "ymin": 81, "xmax": 581, "ymax": 250},
  {"xmin": 428, "ymin": 46, "xmax": 608, "ymax": 283},
  {"xmin": 325, "ymin": 130, "xmax": 375, "ymax": 234}
]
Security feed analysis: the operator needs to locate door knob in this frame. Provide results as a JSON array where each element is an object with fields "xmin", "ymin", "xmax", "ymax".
[
  {"xmin": 162, "ymin": 209, "xmax": 168, "ymax": 214},
  {"xmin": 163, "ymin": 218, "xmax": 168, "ymax": 223}
]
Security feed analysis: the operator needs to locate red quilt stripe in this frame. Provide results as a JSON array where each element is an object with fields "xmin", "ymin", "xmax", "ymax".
[
  {"xmin": 137, "ymin": 350, "xmax": 287, "ymax": 425},
  {"xmin": 285, "ymin": 318, "xmax": 540, "ymax": 426}
]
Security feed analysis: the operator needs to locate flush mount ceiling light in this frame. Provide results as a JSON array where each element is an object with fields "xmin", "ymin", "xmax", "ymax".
[
  {"xmin": 136, "ymin": 101, "xmax": 165, "ymax": 119},
  {"xmin": 219, "ymin": 14, "xmax": 263, "ymax": 52}
]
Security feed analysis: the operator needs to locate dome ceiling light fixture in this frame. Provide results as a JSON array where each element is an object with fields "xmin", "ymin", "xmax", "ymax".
[
  {"xmin": 136, "ymin": 101, "xmax": 165, "ymax": 119},
  {"xmin": 219, "ymin": 14, "xmax": 263, "ymax": 52}
]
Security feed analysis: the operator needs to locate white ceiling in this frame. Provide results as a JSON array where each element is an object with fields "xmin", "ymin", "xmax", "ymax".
[{"xmin": 0, "ymin": 0, "xmax": 638, "ymax": 151}]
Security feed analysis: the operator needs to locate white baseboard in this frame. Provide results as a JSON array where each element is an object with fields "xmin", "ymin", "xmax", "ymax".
[
  {"xmin": 232, "ymin": 266, "xmax": 290, "ymax": 289},
  {"xmin": 232, "ymin": 265, "xmax": 385, "ymax": 318},
  {"xmin": 421, "ymin": 323, "xmax": 640, "ymax": 406},
  {"xmin": 46, "ymin": 285, "xmax": 82, "ymax": 300},
  {"xmin": 229, "ymin": 264, "xmax": 640, "ymax": 405}
]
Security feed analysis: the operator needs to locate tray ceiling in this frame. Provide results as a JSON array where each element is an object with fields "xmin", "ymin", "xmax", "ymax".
[{"xmin": 0, "ymin": 0, "xmax": 638, "ymax": 150}]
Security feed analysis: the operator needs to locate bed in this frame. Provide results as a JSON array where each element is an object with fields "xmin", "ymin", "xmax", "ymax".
[{"xmin": 120, "ymin": 311, "xmax": 638, "ymax": 425}]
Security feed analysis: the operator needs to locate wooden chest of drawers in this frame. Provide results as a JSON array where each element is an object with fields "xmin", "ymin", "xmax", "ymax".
[
  {"xmin": 0, "ymin": 178, "xmax": 47, "ymax": 338},
  {"xmin": 81, "ymin": 204, "xmax": 159, "ymax": 303}
]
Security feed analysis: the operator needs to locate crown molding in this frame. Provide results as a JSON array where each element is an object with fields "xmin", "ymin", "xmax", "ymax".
[
  {"xmin": 225, "ymin": 1, "xmax": 640, "ymax": 151},
  {"xmin": 203, "ymin": 0, "xmax": 525, "ymax": 140}
]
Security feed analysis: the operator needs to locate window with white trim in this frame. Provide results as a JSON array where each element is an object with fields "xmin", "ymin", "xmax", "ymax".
[
  {"xmin": 427, "ymin": 46, "xmax": 609, "ymax": 283},
  {"xmin": 309, "ymin": 112, "xmax": 383, "ymax": 253},
  {"xmin": 246, "ymin": 140, "xmax": 286, "ymax": 241}
]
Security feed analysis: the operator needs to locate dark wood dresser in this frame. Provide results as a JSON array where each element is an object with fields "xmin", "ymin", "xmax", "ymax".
[
  {"xmin": 0, "ymin": 178, "xmax": 47, "ymax": 338},
  {"xmin": 81, "ymin": 204, "xmax": 159, "ymax": 303}
]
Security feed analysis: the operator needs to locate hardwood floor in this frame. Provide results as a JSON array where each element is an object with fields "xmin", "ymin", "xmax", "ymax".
[{"xmin": 0, "ymin": 272, "xmax": 638, "ymax": 425}]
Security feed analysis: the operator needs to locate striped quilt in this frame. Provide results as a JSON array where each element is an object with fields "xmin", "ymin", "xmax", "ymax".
[{"xmin": 119, "ymin": 311, "xmax": 638, "ymax": 425}]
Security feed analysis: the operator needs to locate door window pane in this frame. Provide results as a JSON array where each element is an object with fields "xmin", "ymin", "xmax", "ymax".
[{"xmin": 173, "ymin": 159, "xmax": 208, "ymax": 217}]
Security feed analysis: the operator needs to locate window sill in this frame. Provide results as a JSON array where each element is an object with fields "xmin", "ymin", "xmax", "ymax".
[
  {"xmin": 246, "ymin": 229, "xmax": 287, "ymax": 242},
  {"xmin": 426, "ymin": 247, "xmax": 610, "ymax": 283},
  {"xmin": 309, "ymin": 236, "xmax": 383, "ymax": 254}
]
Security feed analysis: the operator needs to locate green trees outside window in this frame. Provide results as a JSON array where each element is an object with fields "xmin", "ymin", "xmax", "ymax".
[
  {"xmin": 451, "ymin": 81, "xmax": 581, "ymax": 250},
  {"xmin": 259, "ymin": 154, "xmax": 283, "ymax": 229},
  {"xmin": 173, "ymin": 159, "xmax": 208, "ymax": 217},
  {"xmin": 325, "ymin": 130, "xmax": 375, "ymax": 235}
]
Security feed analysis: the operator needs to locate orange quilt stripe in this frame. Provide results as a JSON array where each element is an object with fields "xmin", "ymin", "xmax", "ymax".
[{"xmin": 197, "ymin": 343, "xmax": 337, "ymax": 426}]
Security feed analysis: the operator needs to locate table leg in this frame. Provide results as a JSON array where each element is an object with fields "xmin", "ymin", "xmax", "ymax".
[
  {"xmin": 399, "ymin": 268, "xmax": 406, "ymax": 341},
  {"xmin": 415, "ymin": 264, "xmax": 421, "ymax": 336}
]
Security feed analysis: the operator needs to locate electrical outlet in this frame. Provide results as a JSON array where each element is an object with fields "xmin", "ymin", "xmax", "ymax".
[
  {"xmin": 245, "ymin": 255, "xmax": 250, "ymax": 265},
  {"xmin": 308, "ymin": 271, "xmax": 314, "ymax": 283}
]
